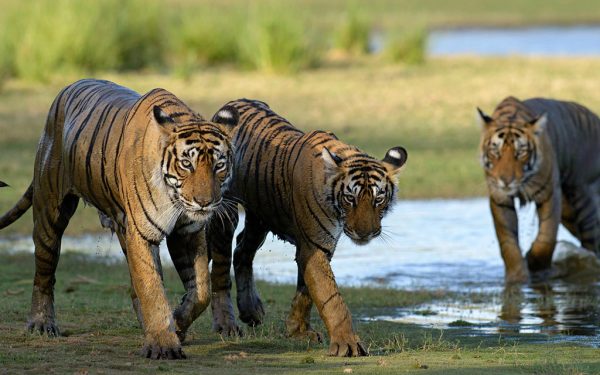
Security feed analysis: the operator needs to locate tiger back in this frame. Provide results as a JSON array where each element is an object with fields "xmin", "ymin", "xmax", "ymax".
[
  {"xmin": 478, "ymin": 96, "xmax": 600, "ymax": 283},
  {"xmin": 208, "ymin": 99, "xmax": 407, "ymax": 357},
  {"xmin": 0, "ymin": 79, "xmax": 237, "ymax": 359}
]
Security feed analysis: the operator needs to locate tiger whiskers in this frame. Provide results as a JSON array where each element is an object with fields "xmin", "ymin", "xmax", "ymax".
[
  {"xmin": 213, "ymin": 199, "xmax": 238, "ymax": 231},
  {"xmin": 378, "ymin": 229, "xmax": 394, "ymax": 247}
]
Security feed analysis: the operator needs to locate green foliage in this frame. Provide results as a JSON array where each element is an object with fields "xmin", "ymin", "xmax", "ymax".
[
  {"xmin": 170, "ymin": 8, "xmax": 242, "ymax": 79},
  {"xmin": 334, "ymin": 6, "xmax": 372, "ymax": 55},
  {"xmin": 385, "ymin": 29, "xmax": 427, "ymax": 65},
  {"xmin": 1, "ymin": 0, "xmax": 165, "ymax": 81},
  {"xmin": 239, "ymin": 10, "xmax": 321, "ymax": 74}
]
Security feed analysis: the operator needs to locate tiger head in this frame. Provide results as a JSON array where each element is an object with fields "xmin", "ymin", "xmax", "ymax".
[
  {"xmin": 322, "ymin": 146, "xmax": 407, "ymax": 245},
  {"xmin": 477, "ymin": 103, "xmax": 547, "ymax": 199},
  {"xmin": 152, "ymin": 104, "xmax": 238, "ymax": 221}
]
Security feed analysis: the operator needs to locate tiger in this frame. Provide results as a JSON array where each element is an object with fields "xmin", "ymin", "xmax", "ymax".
[
  {"xmin": 478, "ymin": 96, "xmax": 600, "ymax": 283},
  {"xmin": 0, "ymin": 79, "xmax": 238, "ymax": 359},
  {"xmin": 207, "ymin": 99, "xmax": 407, "ymax": 357}
]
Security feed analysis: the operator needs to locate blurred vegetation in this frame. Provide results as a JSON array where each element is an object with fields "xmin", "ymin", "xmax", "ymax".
[
  {"xmin": 385, "ymin": 29, "xmax": 427, "ymax": 65},
  {"xmin": 333, "ymin": 6, "xmax": 372, "ymax": 55},
  {"xmin": 1, "ymin": 0, "xmax": 164, "ymax": 82},
  {"xmin": 1, "ymin": 0, "xmax": 600, "ymax": 83}
]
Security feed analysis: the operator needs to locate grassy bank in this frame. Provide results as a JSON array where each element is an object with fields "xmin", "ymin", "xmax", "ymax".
[
  {"xmin": 1, "ymin": 251, "xmax": 598, "ymax": 374},
  {"xmin": 3, "ymin": 57, "xmax": 600, "ymax": 234}
]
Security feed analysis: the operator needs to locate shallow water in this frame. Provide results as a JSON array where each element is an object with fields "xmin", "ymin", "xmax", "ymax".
[
  {"xmin": 428, "ymin": 26, "xmax": 600, "ymax": 57},
  {"xmin": 2, "ymin": 198, "xmax": 599, "ymax": 343}
]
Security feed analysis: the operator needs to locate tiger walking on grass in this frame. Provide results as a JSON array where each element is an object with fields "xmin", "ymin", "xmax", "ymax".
[
  {"xmin": 478, "ymin": 96, "xmax": 600, "ymax": 283},
  {"xmin": 0, "ymin": 79, "xmax": 238, "ymax": 359},
  {"xmin": 208, "ymin": 99, "xmax": 407, "ymax": 357}
]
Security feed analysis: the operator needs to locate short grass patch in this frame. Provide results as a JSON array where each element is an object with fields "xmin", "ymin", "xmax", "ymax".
[{"xmin": 0, "ymin": 251, "xmax": 598, "ymax": 374}]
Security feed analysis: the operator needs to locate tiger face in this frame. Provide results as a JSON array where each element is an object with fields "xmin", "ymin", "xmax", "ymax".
[
  {"xmin": 322, "ymin": 147, "xmax": 407, "ymax": 245},
  {"xmin": 153, "ymin": 106, "xmax": 236, "ymax": 221},
  {"xmin": 478, "ymin": 107, "xmax": 547, "ymax": 198}
]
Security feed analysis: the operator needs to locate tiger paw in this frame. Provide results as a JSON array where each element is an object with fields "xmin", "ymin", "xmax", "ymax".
[
  {"xmin": 26, "ymin": 317, "xmax": 60, "ymax": 337},
  {"xmin": 287, "ymin": 325, "xmax": 323, "ymax": 344},
  {"xmin": 525, "ymin": 250, "xmax": 553, "ymax": 273},
  {"xmin": 141, "ymin": 332, "xmax": 186, "ymax": 360},
  {"xmin": 328, "ymin": 333, "xmax": 368, "ymax": 357},
  {"xmin": 237, "ymin": 291, "xmax": 265, "ymax": 327},
  {"xmin": 286, "ymin": 316, "xmax": 323, "ymax": 343}
]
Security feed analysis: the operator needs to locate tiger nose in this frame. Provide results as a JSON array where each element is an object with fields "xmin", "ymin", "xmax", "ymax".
[
  {"xmin": 193, "ymin": 196, "xmax": 212, "ymax": 207},
  {"xmin": 500, "ymin": 176, "xmax": 513, "ymax": 186}
]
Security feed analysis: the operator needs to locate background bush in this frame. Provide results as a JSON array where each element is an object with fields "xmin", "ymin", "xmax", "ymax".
[{"xmin": 0, "ymin": 0, "xmax": 430, "ymax": 82}]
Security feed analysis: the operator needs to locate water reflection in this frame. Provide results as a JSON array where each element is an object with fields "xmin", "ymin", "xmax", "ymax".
[{"xmin": 499, "ymin": 282, "xmax": 600, "ymax": 336}]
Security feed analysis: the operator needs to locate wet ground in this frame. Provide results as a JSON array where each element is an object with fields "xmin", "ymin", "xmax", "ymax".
[{"xmin": 2, "ymin": 198, "xmax": 599, "ymax": 346}]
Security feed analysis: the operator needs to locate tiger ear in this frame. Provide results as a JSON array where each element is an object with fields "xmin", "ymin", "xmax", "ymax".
[
  {"xmin": 211, "ymin": 105, "xmax": 239, "ymax": 136},
  {"xmin": 212, "ymin": 105, "xmax": 239, "ymax": 128},
  {"xmin": 382, "ymin": 146, "xmax": 408, "ymax": 174},
  {"xmin": 530, "ymin": 113, "xmax": 547, "ymax": 135},
  {"xmin": 322, "ymin": 147, "xmax": 343, "ymax": 174},
  {"xmin": 152, "ymin": 106, "xmax": 176, "ymax": 134},
  {"xmin": 476, "ymin": 107, "xmax": 494, "ymax": 128}
]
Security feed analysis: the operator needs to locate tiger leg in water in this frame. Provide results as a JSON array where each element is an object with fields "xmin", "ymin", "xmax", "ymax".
[
  {"xmin": 525, "ymin": 187, "xmax": 561, "ymax": 273},
  {"xmin": 490, "ymin": 199, "xmax": 529, "ymax": 283}
]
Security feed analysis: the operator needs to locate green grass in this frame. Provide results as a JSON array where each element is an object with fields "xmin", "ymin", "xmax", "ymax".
[{"xmin": 1, "ymin": 250, "xmax": 599, "ymax": 374}]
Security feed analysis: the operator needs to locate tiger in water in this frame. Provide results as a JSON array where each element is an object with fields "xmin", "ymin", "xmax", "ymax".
[
  {"xmin": 478, "ymin": 96, "xmax": 600, "ymax": 283},
  {"xmin": 0, "ymin": 79, "xmax": 238, "ymax": 359},
  {"xmin": 207, "ymin": 99, "xmax": 407, "ymax": 357}
]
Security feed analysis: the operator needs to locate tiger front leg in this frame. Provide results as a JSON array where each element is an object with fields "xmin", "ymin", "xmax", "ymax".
[
  {"xmin": 526, "ymin": 190, "xmax": 561, "ymax": 275},
  {"xmin": 286, "ymin": 270, "xmax": 323, "ymax": 344},
  {"xmin": 233, "ymin": 213, "xmax": 268, "ymax": 327},
  {"xmin": 490, "ymin": 198, "xmax": 529, "ymax": 284},
  {"xmin": 297, "ymin": 243, "xmax": 367, "ymax": 357},
  {"xmin": 207, "ymin": 206, "xmax": 243, "ymax": 336},
  {"xmin": 126, "ymin": 233, "xmax": 184, "ymax": 360},
  {"xmin": 167, "ymin": 223, "xmax": 211, "ymax": 342}
]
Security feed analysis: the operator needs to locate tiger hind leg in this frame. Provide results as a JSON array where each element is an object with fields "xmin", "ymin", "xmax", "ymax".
[
  {"xmin": 208, "ymin": 203, "xmax": 242, "ymax": 336},
  {"xmin": 28, "ymin": 192, "xmax": 79, "ymax": 336},
  {"xmin": 565, "ymin": 185, "xmax": 600, "ymax": 253},
  {"xmin": 233, "ymin": 211, "xmax": 268, "ymax": 326},
  {"xmin": 286, "ymin": 268, "xmax": 323, "ymax": 343},
  {"xmin": 561, "ymin": 193, "xmax": 580, "ymax": 239}
]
